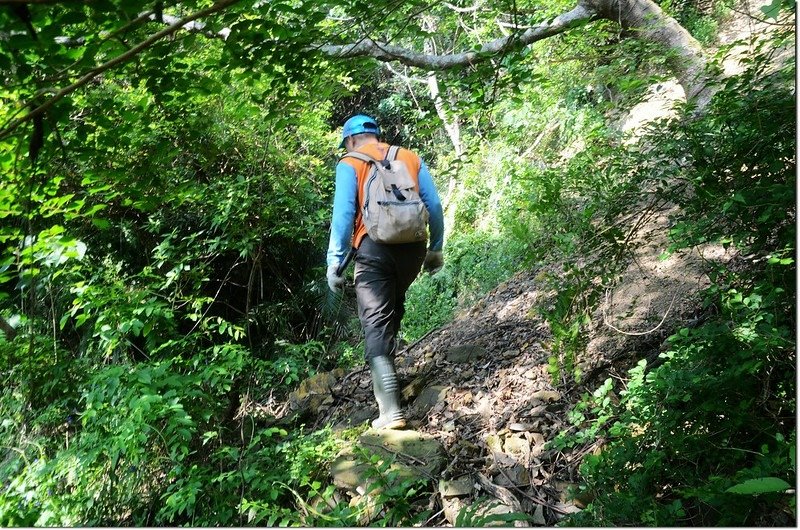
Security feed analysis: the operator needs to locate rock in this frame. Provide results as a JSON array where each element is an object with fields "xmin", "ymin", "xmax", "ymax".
[
  {"xmin": 495, "ymin": 464, "xmax": 530, "ymax": 488},
  {"xmin": 531, "ymin": 390, "xmax": 561, "ymax": 402},
  {"xmin": 333, "ymin": 406, "xmax": 375, "ymax": 430},
  {"xmin": 485, "ymin": 433, "xmax": 503, "ymax": 454},
  {"xmin": 532, "ymin": 504, "xmax": 546, "ymax": 526},
  {"xmin": 411, "ymin": 385, "xmax": 449, "ymax": 417},
  {"xmin": 446, "ymin": 344, "xmax": 487, "ymax": 363},
  {"xmin": 330, "ymin": 429, "xmax": 446, "ymax": 493},
  {"xmin": 442, "ymin": 496, "xmax": 468, "ymax": 525},
  {"xmin": 460, "ymin": 499, "xmax": 527, "ymax": 527},
  {"xmin": 439, "ymin": 475, "xmax": 474, "ymax": 497},
  {"xmin": 401, "ymin": 374, "xmax": 431, "ymax": 401},
  {"xmin": 503, "ymin": 435, "xmax": 531, "ymax": 462},
  {"xmin": 288, "ymin": 369, "xmax": 345, "ymax": 415},
  {"xmin": 502, "ymin": 349, "xmax": 520, "ymax": 359}
]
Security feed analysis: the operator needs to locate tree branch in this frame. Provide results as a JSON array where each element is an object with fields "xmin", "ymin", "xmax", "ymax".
[
  {"xmin": 51, "ymin": 10, "xmax": 156, "ymax": 77},
  {"xmin": 0, "ymin": 0, "xmax": 84, "ymax": 3},
  {"xmin": 728, "ymin": 4, "xmax": 795, "ymax": 26},
  {"xmin": 51, "ymin": 9, "xmax": 229, "ymax": 60},
  {"xmin": 383, "ymin": 62, "xmax": 427, "ymax": 84},
  {"xmin": 319, "ymin": 2, "xmax": 595, "ymax": 69},
  {"xmin": 0, "ymin": 0, "xmax": 241, "ymax": 140},
  {"xmin": 155, "ymin": 12, "xmax": 231, "ymax": 39},
  {"xmin": 442, "ymin": 1, "xmax": 482, "ymax": 13},
  {"xmin": 321, "ymin": 0, "xmax": 715, "ymax": 108}
]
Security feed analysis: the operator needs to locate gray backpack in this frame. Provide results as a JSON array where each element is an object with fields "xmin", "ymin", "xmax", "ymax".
[{"xmin": 343, "ymin": 146, "xmax": 429, "ymax": 244}]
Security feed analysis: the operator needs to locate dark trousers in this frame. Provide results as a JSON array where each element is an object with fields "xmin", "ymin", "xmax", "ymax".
[{"xmin": 354, "ymin": 236, "xmax": 427, "ymax": 360}]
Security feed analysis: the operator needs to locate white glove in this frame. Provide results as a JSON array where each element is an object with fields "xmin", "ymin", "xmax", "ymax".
[
  {"xmin": 423, "ymin": 250, "xmax": 444, "ymax": 275},
  {"xmin": 327, "ymin": 263, "xmax": 344, "ymax": 293}
]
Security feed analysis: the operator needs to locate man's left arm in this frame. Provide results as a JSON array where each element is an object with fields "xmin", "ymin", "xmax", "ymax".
[{"xmin": 418, "ymin": 160, "xmax": 444, "ymax": 252}]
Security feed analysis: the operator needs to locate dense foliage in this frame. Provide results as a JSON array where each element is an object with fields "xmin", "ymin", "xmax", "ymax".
[
  {"xmin": 548, "ymin": 32, "xmax": 796, "ymax": 525},
  {"xmin": 0, "ymin": 0, "xmax": 795, "ymax": 526}
]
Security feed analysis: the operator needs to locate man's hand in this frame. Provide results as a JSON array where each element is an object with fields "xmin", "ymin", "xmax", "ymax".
[
  {"xmin": 423, "ymin": 250, "xmax": 443, "ymax": 275},
  {"xmin": 327, "ymin": 263, "xmax": 345, "ymax": 293}
]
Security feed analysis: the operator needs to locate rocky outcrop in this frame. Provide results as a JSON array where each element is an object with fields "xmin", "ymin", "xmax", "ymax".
[
  {"xmin": 287, "ymin": 368, "xmax": 346, "ymax": 420},
  {"xmin": 330, "ymin": 429, "xmax": 447, "ymax": 493}
]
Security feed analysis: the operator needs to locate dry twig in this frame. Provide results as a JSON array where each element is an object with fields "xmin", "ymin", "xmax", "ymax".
[{"xmin": 602, "ymin": 288, "xmax": 678, "ymax": 336}]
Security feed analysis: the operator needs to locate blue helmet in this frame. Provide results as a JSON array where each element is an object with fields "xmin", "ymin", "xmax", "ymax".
[{"xmin": 340, "ymin": 114, "xmax": 380, "ymax": 148}]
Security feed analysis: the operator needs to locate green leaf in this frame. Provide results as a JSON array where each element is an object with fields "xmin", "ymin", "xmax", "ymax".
[
  {"xmin": 136, "ymin": 370, "xmax": 152, "ymax": 385},
  {"xmin": 726, "ymin": 477, "xmax": 791, "ymax": 495},
  {"xmin": 92, "ymin": 218, "xmax": 111, "ymax": 229},
  {"xmin": 760, "ymin": 0, "xmax": 783, "ymax": 19}
]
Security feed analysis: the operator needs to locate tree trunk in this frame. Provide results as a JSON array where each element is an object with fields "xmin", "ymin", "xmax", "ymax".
[
  {"xmin": 588, "ymin": 0, "xmax": 714, "ymax": 107},
  {"xmin": 426, "ymin": 72, "xmax": 463, "ymax": 157},
  {"xmin": 421, "ymin": 17, "xmax": 463, "ymax": 157},
  {"xmin": 425, "ymin": 68, "xmax": 463, "ymax": 235},
  {"xmin": 0, "ymin": 316, "xmax": 17, "ymax": 340}
]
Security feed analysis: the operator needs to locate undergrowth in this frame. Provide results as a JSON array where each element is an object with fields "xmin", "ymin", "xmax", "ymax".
[{"xmin": 544, "ymin": 31, "xmax": 795, "ymax": 526}]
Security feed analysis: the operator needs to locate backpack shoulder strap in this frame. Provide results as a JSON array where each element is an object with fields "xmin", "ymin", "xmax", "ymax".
[
  {"xmin": 387, "ymin": 145, "xmax": 400, "ymax": 161},
  {"xmin": 341, "ymin": 151, "xmax": 379, "ymax": 165}
]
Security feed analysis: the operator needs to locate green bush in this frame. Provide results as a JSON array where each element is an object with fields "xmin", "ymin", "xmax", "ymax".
[
  {"xmin": 551, "ymin": 32, "xmax": 795, "ymax": 526},
  {"xmin": 403, "ymin": 231, "xmax": 526, "ymax": 341}
]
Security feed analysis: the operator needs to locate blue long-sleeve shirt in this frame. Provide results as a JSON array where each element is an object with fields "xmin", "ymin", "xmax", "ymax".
[{"xmin": 326, "ymin": 159, "xmax": 444, "ymax": 268}]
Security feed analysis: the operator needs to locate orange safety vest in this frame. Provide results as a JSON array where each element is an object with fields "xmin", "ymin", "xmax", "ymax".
[{"xmin": 341, "ymin": 142, "xmax": 422, "ymax": 249}]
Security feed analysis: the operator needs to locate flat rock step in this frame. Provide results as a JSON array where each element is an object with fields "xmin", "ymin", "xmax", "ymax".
[{"xmin": 330, "ymin": 429, "xmax": 447, "ymax": 493}]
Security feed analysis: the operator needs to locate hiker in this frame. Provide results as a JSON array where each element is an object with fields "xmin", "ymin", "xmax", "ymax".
[{"xmin": 326, "ymin": 114, "xmax": 445, "ymax": 430}]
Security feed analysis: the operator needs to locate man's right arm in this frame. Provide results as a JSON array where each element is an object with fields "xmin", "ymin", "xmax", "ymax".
[{"xmin": 327, "ymin": 162, "xmax": 358, "ymax": 269}]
